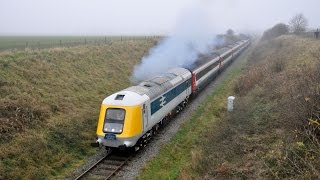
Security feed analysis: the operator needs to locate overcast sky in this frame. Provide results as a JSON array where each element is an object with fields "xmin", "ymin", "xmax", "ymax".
[{"xmin": 1, "ymin": 0, "xmax": 319, "ymax": 36}]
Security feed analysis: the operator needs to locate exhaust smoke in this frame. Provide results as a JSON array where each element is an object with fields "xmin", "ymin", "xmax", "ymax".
[{"xmin": 131, "ymin": 2, "xmax": 223, "ymax": 83}]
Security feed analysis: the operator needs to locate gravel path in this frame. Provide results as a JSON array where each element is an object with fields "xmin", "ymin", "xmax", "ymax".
[{"xmin": 67, "ymin": 48, "xmax": 250, "ymax": 180}]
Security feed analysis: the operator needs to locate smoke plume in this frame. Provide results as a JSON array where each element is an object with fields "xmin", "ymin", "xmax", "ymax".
[{"xmin": 131, "ymin": 2, "xmax": 222, "ymax": 83}]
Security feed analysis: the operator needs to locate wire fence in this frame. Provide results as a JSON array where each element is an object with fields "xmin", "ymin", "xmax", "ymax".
[
  {"xmin": 0, "ymin": 36, "xmax": 163, "ymax": 52},
  {"xmin": 286, "ymin": 30, "xmax": 320, "ymax": 39},
  {"xmin": 302, "ymin": 31, "xmax": 319, "ymax": 39},
  {"xmin": 2, "ymin": 31, "xmax": 317, "ymax": 53}
]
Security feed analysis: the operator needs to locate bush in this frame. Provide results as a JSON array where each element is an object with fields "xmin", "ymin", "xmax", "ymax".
[{"xmin": 261, "ymin": 23, "xmax": 289, "ymax": 41}]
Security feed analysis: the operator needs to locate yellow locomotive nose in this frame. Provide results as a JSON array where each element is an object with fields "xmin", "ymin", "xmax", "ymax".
[{"xmin": 96, "ymin": 104, "xmax": 143, "ymax": 139}]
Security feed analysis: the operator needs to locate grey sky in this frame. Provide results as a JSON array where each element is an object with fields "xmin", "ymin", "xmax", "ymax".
[{"xmin": 1, "ymin": 0, "xmax": 319, "ymax": 35}]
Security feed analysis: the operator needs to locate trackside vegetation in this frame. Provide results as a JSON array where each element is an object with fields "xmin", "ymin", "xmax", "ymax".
[
  {"xmin": 138, "ymin": 35, "xmax": 320, "ymax": 179},
  {"xmin": 0, "ymin": 40, "xmax": 156, "ymax": 179}
]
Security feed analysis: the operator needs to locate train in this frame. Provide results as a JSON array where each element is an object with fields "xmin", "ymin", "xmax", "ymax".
[{"xmin": 91, "ymin": 39, "xmax": 250, "ymax": 151}]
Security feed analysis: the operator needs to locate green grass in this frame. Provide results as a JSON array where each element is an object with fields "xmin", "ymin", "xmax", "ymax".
[
  {"xmin": 138, "ymin": 53, "xmax": 248, "ymax": 179},
  {"xmin": 0, "ymin": 39, "xmax": 156, "ymax": 179}
]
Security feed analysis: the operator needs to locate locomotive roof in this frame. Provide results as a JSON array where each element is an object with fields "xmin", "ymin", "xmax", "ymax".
[
  {"xmin": 102, "ymin": 68, "xmax": 192, "ymax": 106},
  {"xmin": 102, "ymin": 90, "xmax": 149, "ymax": 106},
  {"xmin": 125, "ymin": 67, "xmax": 191, "ymax": 100}
]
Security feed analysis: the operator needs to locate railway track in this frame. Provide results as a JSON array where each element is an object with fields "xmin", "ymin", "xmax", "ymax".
[
  {"xmin": 73, "ymin": 118, "xmax": 172, "ymax": 180},
  {"xmin": 75, "ymin": 150, "xmax": 132, "ymax": 180}
]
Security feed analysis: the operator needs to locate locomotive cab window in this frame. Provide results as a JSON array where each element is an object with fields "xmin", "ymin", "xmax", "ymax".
[{"xmin": 103, "ymin": 108, "xmax": 125, "ymax": 134}]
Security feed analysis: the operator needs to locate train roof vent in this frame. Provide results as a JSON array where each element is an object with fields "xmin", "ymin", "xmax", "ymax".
[
  {"xmin": 115, "ymin": 94, "xmax": 125, "ymax": 100},
  {"xmin": 152, "ymin": 77, "xmax": 170, "ymax": 85},
  {"xmin": 139, "ymin": 81, "xmax": 155, "ymax": 88}
]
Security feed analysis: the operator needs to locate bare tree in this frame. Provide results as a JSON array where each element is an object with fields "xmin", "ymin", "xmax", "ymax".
[{"xmin": 289, "ymin": 13, "xmax": 308, "ymax": 34}]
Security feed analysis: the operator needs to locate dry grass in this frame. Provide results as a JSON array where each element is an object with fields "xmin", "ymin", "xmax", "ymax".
[
  {"xmin": 195, "ymin": 35, "xmax": 320, "ymax": 179},
  {"xmin": 0, "ymin": 40, "xmax": 156, "ymax": 179}
]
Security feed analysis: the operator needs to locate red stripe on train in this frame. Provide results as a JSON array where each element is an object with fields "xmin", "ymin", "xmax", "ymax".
[{"xmin": 192, "ymin": 72, "xmax": 197, "ymax": 93}]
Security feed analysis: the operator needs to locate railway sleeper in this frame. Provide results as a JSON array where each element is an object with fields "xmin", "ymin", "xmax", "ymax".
[
  {"xmin": 104, "ymin": 160, "xmax": 123, "ymax": 166},
  {"xmin": 87, "ymin": 173, "xmax": 104, "ymax": 178},
  {"xmin": 93, "ymin": 169, "xmax": 113, "ymax": 176},
  {"xmin": 98, "ymin": 164, "xmax": 119, "ymax": 170}
]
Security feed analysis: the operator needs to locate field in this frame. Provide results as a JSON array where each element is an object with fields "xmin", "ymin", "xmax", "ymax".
[
  {"xmin": 138, "ymin": 36, "xmax": 320, "ymax": 179},
  {"xmin": 0, "ymin": 39, "xmax": 157, "ymax": 179},
  {"xmin": 0, "ymin": 36, "xmax": 160, "ymax": 52}
]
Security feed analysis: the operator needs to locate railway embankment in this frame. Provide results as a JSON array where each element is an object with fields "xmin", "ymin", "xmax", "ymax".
[
  {"xmin": 0, "ymin": 40, "xmax": 156, "ymax": 179},
  {"xmin": 138, "ymin": 35, "xmax": 320, "ymax": 179}
]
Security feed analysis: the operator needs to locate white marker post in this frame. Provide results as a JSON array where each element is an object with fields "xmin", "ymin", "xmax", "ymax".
[{"xmin": 227, "ymin": 96, "xmax": 235, "ymax": 112}]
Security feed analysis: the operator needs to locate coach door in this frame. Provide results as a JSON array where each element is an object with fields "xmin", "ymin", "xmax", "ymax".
[
  {"xmin": 186, "ymin": 80, "xmax": 191, "ymax": 95},
  {"xmin": 143, "ymin": 103, "xmax": 149, "ymax": 131}
]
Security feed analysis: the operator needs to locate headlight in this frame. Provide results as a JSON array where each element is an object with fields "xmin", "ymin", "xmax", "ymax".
[{"xmin": 104, "ymin": 123, "xmax": 123, "ymax": 133}]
